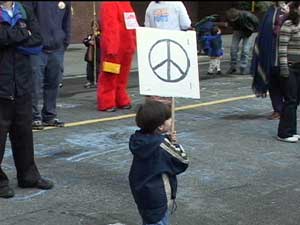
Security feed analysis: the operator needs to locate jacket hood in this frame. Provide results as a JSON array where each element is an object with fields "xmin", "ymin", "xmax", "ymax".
[{"xmin": 129, "ymin": 130, "xmax": 164, "ymax": 159}]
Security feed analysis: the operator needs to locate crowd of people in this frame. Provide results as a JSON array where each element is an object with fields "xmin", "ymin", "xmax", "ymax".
[{"xmin": 1, "ymin": 1, "xmax": 300, "ymax": 225}]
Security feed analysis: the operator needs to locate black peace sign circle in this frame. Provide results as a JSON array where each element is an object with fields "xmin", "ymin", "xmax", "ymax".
[{"xmin": 148, "ymin": 39, "xmax": 190, "ymax": 83}]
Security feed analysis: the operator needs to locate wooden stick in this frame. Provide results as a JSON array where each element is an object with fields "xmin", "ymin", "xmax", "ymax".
[
  {"xmin": 93, "ymin": 1, "xmax": 97, "ymax": 84},
  {"xmin": 171, "ymin": 97, "xmax": 175, "ymax": 133}
]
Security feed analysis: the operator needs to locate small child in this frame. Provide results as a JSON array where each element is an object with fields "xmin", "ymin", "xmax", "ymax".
[
  {"xmin": 129, "ymin": 100, "xmax": 189, "ymax": 225},
  {"xmin": 82, "ymin": 20, "xmax": 101, "ymax": 88},
  {"xmin": 203, "ymin": 25, "xmax": 224, "ymax": 75}
]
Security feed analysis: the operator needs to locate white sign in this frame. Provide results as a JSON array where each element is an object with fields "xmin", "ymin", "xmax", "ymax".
[{"xmin": 136, "ymin": 27, "xmax": 200, "ymax": 99}]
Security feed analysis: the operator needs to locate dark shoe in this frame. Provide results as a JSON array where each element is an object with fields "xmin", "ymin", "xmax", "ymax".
[
  {"xmin": 43, "ymin": 118, "xmax": 65, "ymax": 127},
  {"xmin": 0, "ymin": 186, "xmax": 14, "ymax": 198},
  {"xmin": 267, "ymin": 112, "xmax": 280, "ymax": 120},
  {"xmin": 32, "ymin": 120, "xmax": 44, "ymax": 130},
  {"xmin": 226, "ymin": 67, "xmax": 237, "ymax": 74},
  {"xmin": 207, "ymin": 72, "xmax": 214, "ymax": 75},
  {"xmin": 216, "ymin": 70, "xmax": 223, "ymax": 75},
  {"xmin": 19, "ymin": 178, "xmax": 54, "ymax": 190},
  {"xmin": 119, "ymin": 105, "xmax": 132, "ymax": 109}
]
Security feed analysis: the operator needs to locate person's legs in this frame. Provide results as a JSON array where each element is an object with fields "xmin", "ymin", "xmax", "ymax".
[
  {"xmin": 30, "ymin": 53, "xmax": 47, "ymax": 123},
  {"xmin": 143, "ymin": 211, "xmax": 169, "ymax": 225},
  {"xmin": 240, "ymin": 35, "xmax": 252, "ymax": 74},
  {"xmin": 269, "ymin": 72, "xmax": 284, "ymax": 117},
  {"xmin": 42, "ymin": 51, "xmax": 62, "ymax": 123},
  {"xmin": 116, "ymin": 52, "xmax": 133, "ymax": 108},
  {"xmin": 97, "ymin": 71, "xmax": 118, "ymax": 111},
  {"xmin": 227, "ymin": 31, "xmax": 241, "ymax": 74},
  {"xmin": 278, "ymin": 72, "xmax": 298, "ymax": 139},
  {"xmin": 0, "ymin": 98, "xmax": 14, "ymax": 198},
  {"xmin": 208, "ymin": 58, "xmax": 216, "ymax": 74},
  {"xmin": 9, "ymin": 94, "xmax": 41, "ymax": 184}
]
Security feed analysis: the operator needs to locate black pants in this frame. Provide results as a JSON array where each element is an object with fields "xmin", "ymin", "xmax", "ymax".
[
  {"xmin": 86, "ymin": 62, "xmax": 99, "ymax": 83},
  {"xmin": 0, "ymin": 94, "xmax": 40, "ymax": 188},
  {"xmin": 278, "ymin": 68, "xmax": 300, "ymax": 138}
]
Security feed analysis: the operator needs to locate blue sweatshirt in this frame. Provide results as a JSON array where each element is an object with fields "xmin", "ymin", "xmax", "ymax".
[
  {"xmin": 23, "ymin": 1, "xmax": 71, "ymax": 51},
  {"xmin": 129, "ymin": 130, "xmax": 189, "ymax": 224}
]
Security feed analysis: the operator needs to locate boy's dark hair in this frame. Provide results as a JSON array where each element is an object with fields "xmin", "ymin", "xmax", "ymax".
[
  {"xmin": 135, "ymin": 100, "xmax": 171, "ymax": 134},
  {"xmin": 211, "ymin": 25, "xmax": 219, "ymax": 35},
  {"xmin": 226, "ymin": 8, "xmax": 240, "ymax": 22}
]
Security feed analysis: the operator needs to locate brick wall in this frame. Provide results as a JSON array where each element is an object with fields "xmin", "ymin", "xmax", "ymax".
[{"xmin": 70, "ymin": 1, "xmax": 237, "ymax": 44}]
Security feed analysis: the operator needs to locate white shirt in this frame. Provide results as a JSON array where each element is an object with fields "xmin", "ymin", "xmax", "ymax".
[{"xmin": 144, "ymin": 1, "xmax": 191, "ymax": 31}]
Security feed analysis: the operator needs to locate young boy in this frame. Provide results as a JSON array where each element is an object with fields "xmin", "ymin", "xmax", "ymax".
[
  {"xmin": 129, "ymin": 101, "xmax": 189, "ymax": 225},
  {"xmin": 203, "ymin": 25, "xmax": 224, "ymax": 75}
]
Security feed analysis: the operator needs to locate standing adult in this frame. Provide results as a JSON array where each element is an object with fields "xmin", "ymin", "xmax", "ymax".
[
  {"xmin": 144, "ymin": 1, "xmax": 191, "ymax": 31},
  {"xmin": 0, "ymin": 1, "xmax": 53, "ymax": 198},
  {"xmin": 24, "ymin": 1, "xmax": 72, "ymax": 130},
  {"xmin": 144, "ymin": 1, "xmax": 192, "ymax": 104},
  {"xmin": 225, "ymin": 8, "xmax": 259, "ymax": 75},
  {"xmin": 97, "ymin": 1, "xmax": 138, "ymax": 112},
  {"xmin": 277, "ymin": 1, "xmax": 300, "ymax": 143},
  {"xmin": 251, "ymin": 1, "xmax": 290, "ymax": 120}
]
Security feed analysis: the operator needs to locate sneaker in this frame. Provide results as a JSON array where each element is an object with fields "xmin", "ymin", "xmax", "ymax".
[
  {"xmin": 0, "ymin": 186, "xmax": 14, "ymax": 198},
  {"xmin": 119, "ymin": 105, "xmax": 132, "ymax": 109},
  {"xmin": 103, "ymin": 107, "xmax": 116, "ymax": 112},
  {"xmin": 59, "ymin": 83, "xmax": 63, "ymax": 88},
  {"xmin": 84, "ymin": 82, "xmax": 96, "ymax": 88},
  {"xmin": 43, "ymin": 118, "xmax": 65, "ymax": 127},
  {"xmin": 19, "ymin": 177, "xmax": 54, "ymax": 190},
  {"xmin": 226, "ymin": 67, "xmax": 237, "ymax": 74},
  {"xmin": 293, "ymin": 134, "xmax": 300, "ymax": 140},
  {"xmin": 32, "ymin": 120, "xmax": 44, "ymax": 130},
  {"xmin": 268, "ymin": 111, "xmax": 280, "ymax": 120},
  {"xmin": 277, "ymin": 136, "xmax": 298, "ymax": 143},
  {"xmin": 207, "ymin": 71, "xmax": 214, "ymax": 75},
  {"xmin": 216, "ymin": 70, "xmax": 223, "ymax": 75}
]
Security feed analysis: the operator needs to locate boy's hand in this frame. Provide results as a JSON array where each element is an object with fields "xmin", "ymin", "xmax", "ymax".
[{"xmin": 169, "ymin": 131, "xmax": 177, "ymax": 144}]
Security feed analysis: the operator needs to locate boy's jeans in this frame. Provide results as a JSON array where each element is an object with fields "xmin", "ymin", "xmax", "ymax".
[{"xmin": 143, "ymin": 211, "xmax": 169, "ymax": 225}]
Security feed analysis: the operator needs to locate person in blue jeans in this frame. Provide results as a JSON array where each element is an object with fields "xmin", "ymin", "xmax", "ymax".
[
  {"xmin": 23, "ymin": 1, "xmax": 71, "ymax": 130},
  {"xmin": 129, "ymin": 101, "xmax": 189, "ymax": 225},
  {"xmin": 225, "ymin": 8, "xmax": 259, "ymax": 75}
]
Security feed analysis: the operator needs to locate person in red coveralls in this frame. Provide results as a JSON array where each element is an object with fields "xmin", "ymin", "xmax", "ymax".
[{"xmin": 97, "ymin": 1, "xmax": 138, "ymax": 112}]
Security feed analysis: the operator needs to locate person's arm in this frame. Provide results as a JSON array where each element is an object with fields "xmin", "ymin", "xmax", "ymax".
[
  {"xmin": 178, "ymin": 2, "xmax": 191, "ymax": 30},
  {"xmin": 0, "ymin": 22, "xmax": 31, "ymax": 48},
  {"xmin": 278, "ymin": 21, "xmax": 292, "ymax": 77},
  {"xmin": 20, "ymin": 4, "xmax": 43, "ymax": 47},
  {"xmin": 160, "ymin": 137, "xmax": 189, "ymax": 175},
  {"xmin": 62, "ymin": 2, "xmax": 72, "ymax": 50},
  {"xmin": 144, "ymin": 4, "xmax": 151, "ymax": 27},
  {"xmin": 99, "ymin": 2, "xmax": 120, "ymax": 58}
]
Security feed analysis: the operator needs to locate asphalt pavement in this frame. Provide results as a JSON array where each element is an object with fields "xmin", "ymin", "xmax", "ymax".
[{"xmin": 1, "ymin": 33, "xmax": 300, "ymax": 225}]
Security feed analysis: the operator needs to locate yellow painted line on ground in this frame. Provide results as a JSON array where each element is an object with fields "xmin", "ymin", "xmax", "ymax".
[{"xmin": 34, "ymin": 94, "xmax": 256, "ymax": 132}]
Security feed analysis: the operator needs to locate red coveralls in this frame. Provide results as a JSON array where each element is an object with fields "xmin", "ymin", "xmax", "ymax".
[{"xmin": 97, "ymin": 2, "xmax": 137, "ymax": 111}]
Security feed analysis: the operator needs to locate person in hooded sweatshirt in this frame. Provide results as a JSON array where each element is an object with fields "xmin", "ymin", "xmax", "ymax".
[{"xmin": 128, "ymin": 100, "xmax": 189, "ymax": 225}]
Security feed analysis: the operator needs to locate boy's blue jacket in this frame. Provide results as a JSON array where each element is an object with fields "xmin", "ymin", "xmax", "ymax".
[{"xmin": 129, "ymin": 130, "xmax": 189, "ymax": 224}]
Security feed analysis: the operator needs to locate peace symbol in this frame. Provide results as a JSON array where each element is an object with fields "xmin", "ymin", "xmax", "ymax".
[{"xmin": 148, "ymin": 39, "xmax": 190, "ymax": 83}]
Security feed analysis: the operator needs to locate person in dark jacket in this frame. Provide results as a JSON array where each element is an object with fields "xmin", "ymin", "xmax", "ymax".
[
  {"xmin": 129, "ymin": 101, "xmax": 189, "ymax": 225},
  {"xmin": 0, "ymin": 1, "xmax": 53, "ymax": 198},
  {"xmin": 23, "ymin": 1, "xmax": 72, "ymax": 130},
  {"xmin": 82, "ymin": 20, "xmax": 101, "ymax": 88},
  {"xmin": 225, "ymin": 8, "xmax": 259, "ymax": 75},
  {"xmin": 251, "ymin": 1, "xmax": 290, "ymax": 120}
]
